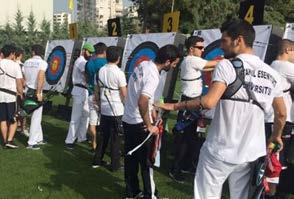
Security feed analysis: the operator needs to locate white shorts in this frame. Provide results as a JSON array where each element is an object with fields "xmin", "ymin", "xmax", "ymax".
[{"xmin": 88, "ymin": 95, "xmax": 100, "ymax": 126}]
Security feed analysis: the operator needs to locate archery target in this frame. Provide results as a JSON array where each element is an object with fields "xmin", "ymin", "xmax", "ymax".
[
  {"xmin": 44, "ymin": 40, "xmax": 75, "ymax": 92},
  {"xmin": 125, "ymin": 41, "xmax": 159, "ymax": 80},
  {"xmin": 121, "ymin": 33, "xmax": 177, "ymax": 101},
  {"xmin": 202, "ymin": 39, "xmax": 224, "ymax": 94},
  {"xmin": 283, "ymin": 23, "xmax": 294, "ymax": 41},
  {"xmin": 84, "ymin": 37, "xmax": 119, "ymax": 47},
  {"xmin": 46, "ymin": 46, "xmax": 66, "ymax": 85}
]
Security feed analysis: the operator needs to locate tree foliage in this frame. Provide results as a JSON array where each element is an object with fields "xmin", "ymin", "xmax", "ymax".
[{"xmin": 131, "ymin": 0, "xmax": 294, "ymax": 33}]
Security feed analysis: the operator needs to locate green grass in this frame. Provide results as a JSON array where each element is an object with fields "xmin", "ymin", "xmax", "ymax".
[
  {"xmin": 0, "ymin": 91, "xmax": 293, "ymax": 199},
  {"xmin": 0, "ymin": 107, "xmax": 195, "ymax": 199}
]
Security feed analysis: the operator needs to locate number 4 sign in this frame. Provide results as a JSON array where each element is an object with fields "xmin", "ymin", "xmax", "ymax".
[
  {"xmin": 239, "ymin": 0, "xmax": 265, "ymax": 25},
  {"xmin": 162, "ymin": 11, "xmax": 180, "ymax": 32},
  {"xmin": 107, "ymin": 18, "xmax": 122, "ymax": 36}
]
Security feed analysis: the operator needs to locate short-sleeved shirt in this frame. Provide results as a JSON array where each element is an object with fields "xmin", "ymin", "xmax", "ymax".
[
  {"xmin": 0, "ymin": 59, "xmax": 23, "ymax": 103},
  {"xmin": 23, "ymin": 56, "xmax": 48, "ymax": 90},
  {"xmin": 98, "ymin": 63, "xmax": 127, "ymax": 116},
  {"xmin": 71, "ymin": 56, "xmax": 87, "ymax": 96},
  {"xmin": 180, "ymin": 55, "xmax": 207, "ymax": 97},
  {"xmin": 122, "ymin": 60, "xmax": 160, "ymax": 124},
  {"xmin": 271, "ymin": 60, "xmax": 294, "ymax": 83},
  {"xmin": 85, "ymin": 57, "xmax": 107, "ymax": 96},
  {"xmin": 203, "ymin": 54, "xmax": 283, "ymax": 164},
  {"xmin": 265, "ymin": 60, "xmax": 294, "ymax": 123}
]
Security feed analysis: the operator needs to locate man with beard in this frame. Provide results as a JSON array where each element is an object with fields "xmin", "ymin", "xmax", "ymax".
[
  {"xmin": 156, "ymin": 20, "xmax": 287, "ymax": 199},
  {"xmin": 65, "ymin": 43, "xmax": 95, "ymax": 149},
  {"xmin": 123, "ymin": 45, "xmax": 180, "ymax": 199}
]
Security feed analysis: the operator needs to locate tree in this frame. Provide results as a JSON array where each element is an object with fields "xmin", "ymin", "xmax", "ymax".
[
  {"xmin": 26, "ymin": 10, "xmax": 38, "ymax": 48},
  {"xmin": 264, "ymin": 0, "xmax": 294, "ymax": 26},
  {"xmin": 60, "ymin": 20, "xmax": 69, "ymax": 40},
  {"xmin": 14, "ymin": 8, "xmax": 25, "ymax": 34},
  {"xmin": 52, "ymin": 21, "xmax": 63, "ymax": 40},
  {"xmin": 121, "ymin": 13, "xmax": 140, "ymax": 35},
  {"xmin": 131, "ymin": 0, "xmax": 293, "ymax": 34},
  {"xmin": 77, "ymin": 20, "xmax": 104, "ymax": 39},
  {"xmin": 13, "ymin": 9, "xmax": 26, "ymax": 48},
  {"xmin": 39, "ymin": 18, "xmax": 51, "ymax": 46}
]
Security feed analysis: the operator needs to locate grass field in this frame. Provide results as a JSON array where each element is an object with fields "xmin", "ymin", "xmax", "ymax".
[
  {"xmin": 0, "ymin": 96, "xmax": 196, "ymax": 199},
  {"xmin": 0, "ymin": 94, "xmax": 293, "ymax": 199}
]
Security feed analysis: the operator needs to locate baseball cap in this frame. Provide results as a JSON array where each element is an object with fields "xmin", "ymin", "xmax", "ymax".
[{"xmin": 82, "ymin": 42, "xmax": 95, "ymax": 53}]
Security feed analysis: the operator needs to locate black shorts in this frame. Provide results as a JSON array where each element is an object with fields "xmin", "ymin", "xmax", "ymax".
[{"xmin": 0, "ymin": 102, "xmax": 16, "ymax": 123}]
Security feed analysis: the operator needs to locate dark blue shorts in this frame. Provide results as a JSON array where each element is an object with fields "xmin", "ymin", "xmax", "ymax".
[{"xmin": 0, "ymin": 102, "xmax": 16, "ymax": 123}]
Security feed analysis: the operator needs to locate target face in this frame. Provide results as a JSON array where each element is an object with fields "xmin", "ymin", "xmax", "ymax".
[
  {"xmin": 201, "ymin": 39, "xmax": 224, "ymax": 94},
  {"xmin": 125, "ymin": 42, "xmax": 159, "ymax": 80},
  {"xmin": 46, "ymin": 46, "xmax": 67, "ymax": 85}
]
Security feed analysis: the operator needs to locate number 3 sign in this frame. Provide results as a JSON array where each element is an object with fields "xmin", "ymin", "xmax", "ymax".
[
  {"xmin": 162, "ymin": 11, "xmax": 180, "ymax": 32},
  {"xmin": 239, "ymin": 0, "xmax": 265, "ymax": 25},
  {"xmin": 107, "ymin": 18, "xmax": 122, "ymax": 36}
]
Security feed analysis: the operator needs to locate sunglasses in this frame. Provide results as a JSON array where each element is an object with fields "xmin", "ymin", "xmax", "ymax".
[{"xmin": 193, "ymin": 46, "xmax": 204, "ymax": 50}]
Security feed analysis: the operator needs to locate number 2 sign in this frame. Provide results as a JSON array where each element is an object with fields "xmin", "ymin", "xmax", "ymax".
[{"xmin": 107, "ymin": 18, "xmax": 122, "ymax": 36}]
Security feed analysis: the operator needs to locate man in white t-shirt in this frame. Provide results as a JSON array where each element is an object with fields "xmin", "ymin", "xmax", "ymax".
[
  {"xmin": 170, "ymin": 36, "xmax": 219, "ymax": 182},
  {"xmin": 123, "ymin": 45, "xmax": 180, "ymax": 199},
  {"xmin": 23, "ymin": 44, "xmax": 48, "ymax": 150},
  {"xmin": 65, "ymin": 43, "xmax": 95, "ymax": 149},
  {"xmin": 156, "ymin": 20, "xmax": 287, "ymax": 199},
  {"xmin": 264, "ymin": 39, "xmax": 294, "ymax": 196},
  {"xmin": 92, "ymin": 46, "xmax": 127, "ymax": 171},
  {"xmin": 0, "ymin": 45, "xmax": 23, "ymax": 149}
]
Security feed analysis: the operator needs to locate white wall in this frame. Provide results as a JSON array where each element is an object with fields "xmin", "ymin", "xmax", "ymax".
[{"xmin": 0, "ymin": 0, "xmax": 53, "ymax": 30}]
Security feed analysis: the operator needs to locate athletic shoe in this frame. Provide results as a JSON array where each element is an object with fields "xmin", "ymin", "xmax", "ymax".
[
  {"xmin": 26, "ymin": 144, "xmax": 40, "ymax": 150},
  {"xmin": 37, "ymin": 140, "xmax": 47, "ymax": 145},
  {"xmin": 92, "ymin": 160, "xmax": 108, "ymax": 168},
  {"xmin": 5, "ymin": 141, "xmax": 19, "ymax": 149},
  {"xmin": 181, "ymin": 168, "xmax": 195, "ymax": 175},
  {"xmin": 125, "ymin": 191, "xmax": 144, "ymax": 199},
  {"xmin": 169, "ymin": 170, "xmax": 185, "ymax": 184},
  {"xmin": 65, "ymin": 143, "xmax": 75, "ymax": 150},
  {"xmin": 92, "ymin": 164, "xmax": 100, "ymax": 169}
]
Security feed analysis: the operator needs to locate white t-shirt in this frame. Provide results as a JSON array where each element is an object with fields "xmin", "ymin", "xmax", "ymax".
[
  {"xmin": 180, "ymin": 55, "xmax": 207, "ymax": 97},
  {"xmin": 203, "ymin": 54, "xmax": 283, "ymax": 164},
  {"xmin": 23, "ymin": 56, "xmax": 48, "ymax": 90},
  {"xmin": 265, "ymin": 60, "xmax": 293, "ymax": 123},
  {"xmin": 71, "ymin": 56, "xmax": 87, "ymax": 96},
  {"xmin": 0, "ymin": 59, "xmax": 23, "ymax": 103},
  {"xmin": 99, "ymin": 63, "xmax": 127, "ymax": 116},
  {"xmin": 123, "ymin": 61, "xmax": 160, "ymax": 124}
]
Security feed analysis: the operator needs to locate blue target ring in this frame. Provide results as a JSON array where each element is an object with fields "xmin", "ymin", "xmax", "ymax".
[
  {"xmin": 125, "ymin": 42, "xmax": 159, "ymax": 80},
  {"xmin": 201, "ymin": 39, "xmax": 224, "ymax": 95},
  {"xmin": 46, "ymin": 46, "xmax": 66, "ymax": 85}
]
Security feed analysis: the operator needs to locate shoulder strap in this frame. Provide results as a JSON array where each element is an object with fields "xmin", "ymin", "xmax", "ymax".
[
  {"xmin": 221, "ymin": 58, "xmax": 245, "ymax": 99},
  {"xmin": 0, "ymin": 66, "xmax": 16, "ymax": 80},
  {"xmin": 96, "ymin": 71, "xmax": 119, "ymax": 91},
  {"xmin": 221, "ymin": 58, "xmax": 264, "ymax": 111},
  {"xmin": 0, "ymin": 87, "xmax": 17, "ymax": 96}
]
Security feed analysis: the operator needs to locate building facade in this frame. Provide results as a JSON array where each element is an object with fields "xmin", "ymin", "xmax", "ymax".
[
  {"xmin": 53, "ymin": 12, "xmax": 72, "ymax": 25},
  {"xmin": 77, "ymin": 0, "xmax": 123, "ymax": 29},
  {"xmin": 0, "ymin": 0, "xmax": 53, "ymax": 30}
]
